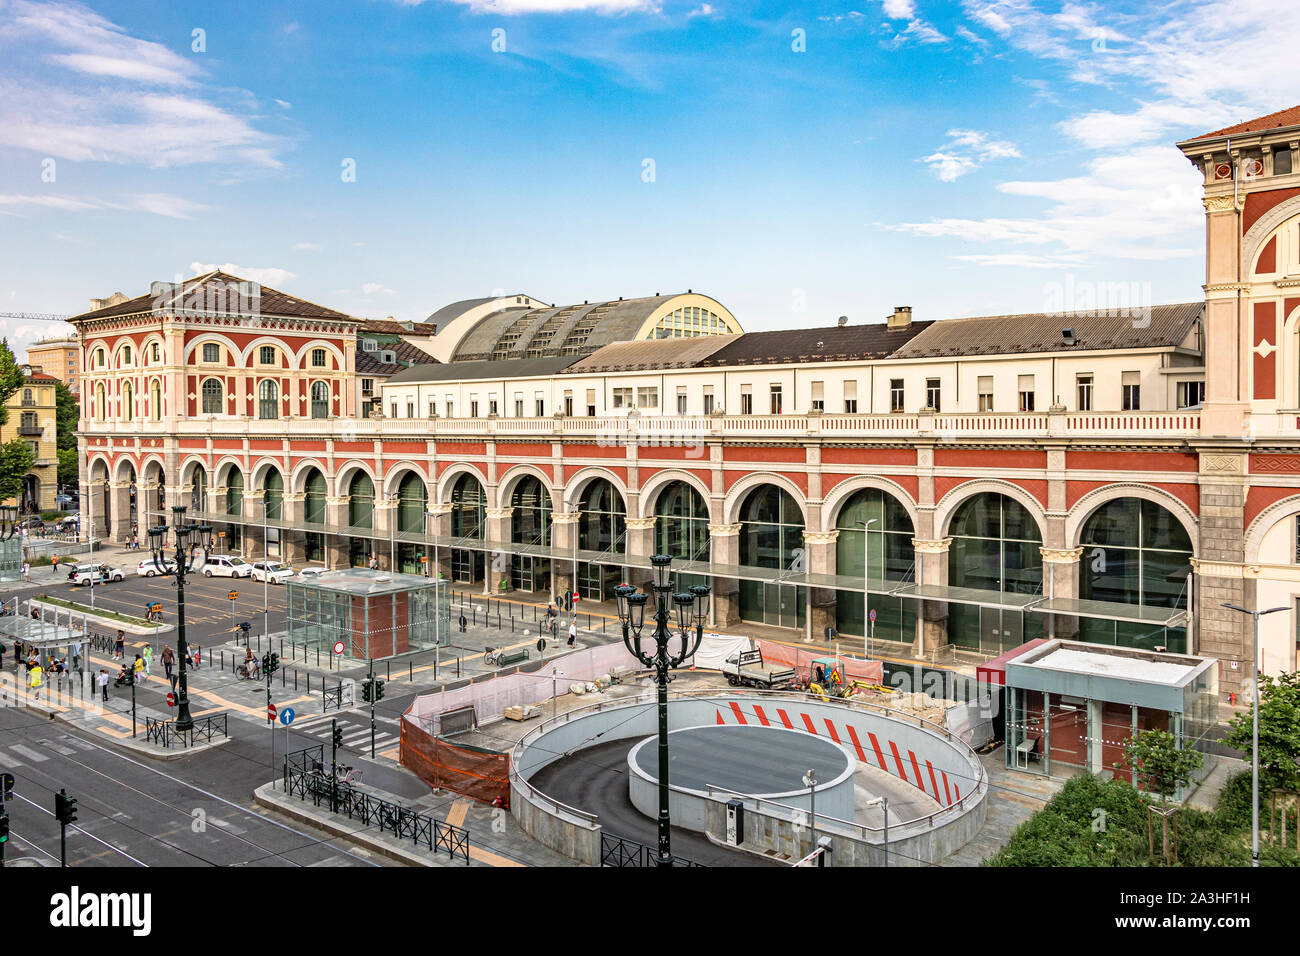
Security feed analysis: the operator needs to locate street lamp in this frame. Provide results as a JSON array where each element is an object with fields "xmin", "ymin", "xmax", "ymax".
[
  {"xmin": 150, "ymin": 505, "xmax": 213, "ymax": 732},
  {"xmin": 857, "ymin": 518, "xmax": 877, "ymax": 659},
  {"xmin": 802, "ymin": 767, "xmax": 818, "ymax": 858},
  {"xmin": 614, "ymin": 555, "xmax": 710, "ymax": 867},
  {"xmin": 0, "ymin": 505, "xmax": 17, "ymax": 541},
  {"xmin": 1221, "ymin": 602, "xmax": 1288, "ymax": 868}
]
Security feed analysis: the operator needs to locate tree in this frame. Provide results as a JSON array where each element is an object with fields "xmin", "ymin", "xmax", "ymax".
[
  {"xmin": 54, "ymin": 381, "xmax": 77, "ymax": 452},
  {"xmin": 1224, "ymin": 671, "xmax": 1300, "ymax": 792},
  {"xmin": 57, "ymin": 447, "xmax": 78, "ymax": 489},
  {"xmin": 0, "ymin": 439, "xmax": 35, "ymax": 504},
  {"xmin": 1121, "ymin": 728, "xmax": 1203, "ymax": 803},
  {"xmin": 0, "ymin": 339, "xmax": 25, "ymax": 427}
]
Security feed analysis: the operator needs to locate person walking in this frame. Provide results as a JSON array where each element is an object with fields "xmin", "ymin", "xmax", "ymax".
[
  {"xmin": 51, "ymin": 555, "xmax": 58, "ymax": 576},
  {"xmin": 368, "ymin": 554, "xmax": 378, "ymax": 571},
  {"xmin": 142, "ymin": 644, "xmax": 153, "ymax": 677},
  {"xmin": 131, "ymin": 653, "xmax": 145, "ymax": 684},
  {"xmin": 28, "ymin": 660, "xmax": 43, "ymax": 701},
  {"xmin": 161, "ymin": 644, "xmax": 175, "ymax": 688},
  {"xmin": 21, "ymin": 560, "xmax": 29, "ymax": 583},
  {"xmin": 0, "ymin": 641, "xmax": 5, "ymax": 670},
  {"xmin": 458, "ymin": 611, "xmax": 467, "ymax": 633},
  {"xmin": 567, "ymin": 620, "xmax": 577, "ymax": 648},
  {"xmin": 114, "ymin": 630, "xmax": 125, "ymax": 660},
  {"xmin": 97, "ymin": 668, "xmax": 110, "ymax": 704}
]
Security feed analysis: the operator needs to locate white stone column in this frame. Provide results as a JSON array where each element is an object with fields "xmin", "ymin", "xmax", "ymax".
[
  {"xmin": 485, "ymin": 506, "xmax": 514, "ymax": 592},
  {"xmin": 708, "ymin": 522, "xmax": 743, "ymax": 628},
  {"xmin": 910, "ymin": 537, "xmax": 952, "ymax": 658},
  {"xmin": 802, "ymin": 529, "xmax": 839, "ymax": 642},
  {"xmin": 624, "ymin": 516, "xmax": 657, "ymax": 592},
  {"xmin": 1039, "ymin": 546, "xmax": 1084, "ymax": 641}
]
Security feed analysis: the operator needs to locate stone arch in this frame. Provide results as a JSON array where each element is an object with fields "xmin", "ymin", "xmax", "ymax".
[
  {"xmin": 182, "ymin": 332, "xmax": 244, "ymax": 366},
  {"xmin": 1066, "ymin": 483, "xmax": 1198, "ymax": 554},
  {"xmin": 435, "ymin": 463, "xmax": 488, "ymax": 505},
  {"xmin": 381, "ymin": 462, "xmax": 432, "ymax": 500},
  {"xmin": 213, "ymin": 456, "xmax": 245, "ymax": 487},
  {"xmin": 334, "ymin": 459, "xmax": 379, "ymax": 494},
  {"xmin": 821, "ymin": 476, "xmax": 919, "ymax": 535},
  {"xmin": 561, "ymin": 466, "xmax": 629, "ymax": 512},
  {"xmin": 1244, "ymin": 493, "xmax": 1300, "ymax": 563},
  {"xmin": 112, "ymin": 455, "xmax": 139, "ymax": 484},
  {"xmin": 290, "ymin": 459, "xmax": 329, "ymax": 494},
  {"xmin": 935, "ymin": 479, "xmax": 1047, "ymax": 540},
  {"xmin": 636, "ymin": 469, "xmax": 714, "ymax": 521},
  {"xmin": 249, "ymin": 457, "xmax": 286, "ymax": 489},
  {"xmin": 497, "ymin": 463, "xmax": 557, "ymax": 508},
  {"xmin": 1243, "ymin": 195, "xmax": 1300, "ymax": 279},
  {"xmin": 723, "ymin": 473, "xmax": 808, "ymax": 526},
  {"xmin": 289, "ymin": 339, "xmax": 346, "ymax": 370}
]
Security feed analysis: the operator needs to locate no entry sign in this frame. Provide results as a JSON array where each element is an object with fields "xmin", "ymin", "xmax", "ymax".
[
  {"xmin": 333, "ymin": 640, "xmax": 345, "ymax": 656},
  {"xmin": 267, "ymin": 703, "xmax": 277, "ymax": 720},
  {"xmin": 165, "ymin": 692, "xmax": 176, "ymax": 708}
]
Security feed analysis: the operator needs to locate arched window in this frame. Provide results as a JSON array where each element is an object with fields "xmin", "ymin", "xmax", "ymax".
[
  {"xmin": 22, "ymin": 388, "xmax": 32, "ymax": 405},
  {"xmin": 835, "ymin": 488, "xmax": 916, "ymax": 640},
  {"xmin": 97, "ymin": 384, "xmax": 107, "ymax": 421},
  {"xmin": 653, "ymin": 481, "xmax": 710, "ymax": 591},
  {"xmin": 310, "ymin": 381, "xmax": 330, "ymax": 419},
  {"xmin": 123, "ymin": 381, "xmax": 133, "ymax": 418},
  {"xmin": 509, "ymin": 476, "xmax": 551, "ymax": 591},
  {"xmin": 190, "ymin": 469, "xmax": 207, "ymax": 513},
  {"xmin": 263, "ymin": 470, "xmax": 284, "ymax": 519},
  {"xmin": 449, "ymin": 473, "xmax": 486, "ymax": 582},
  {"xmin": 258, "ymin": 380, "xmax": 279, "ymax": 420},
  {"xmin": 303, "ymin": 469, "xmax": 326, "ymax": 525},
  {"xmin": 348, "ymin": 473, "xmax": 375, "ymax": 529},
  {"xmin": 576, "ymin": 478, "xmax": 626, "ymax": 601},
  {"xmin": 738, "ymin": 485, "xmax": 805, "ymax": 629},
  {"xmin": 947, "ymin": 492, "xmax": 1043, "ymax": 653},
  {"xmin": 151, "ymin": 380, "xmax": 162, "ymax": 421},
  {"xmin": 397, "ymin": 472, "xmax": 427, "ymax": 535},
  {"xmin": 121, "ymin": 345, "xmax": 132, "ymax": 366},
  {"xmin": 1078, "ymin": 498, "xmax": 1193, "ymax": 652},
  {"xmin": 95, "ymin": 348, "xmax": 105, "ymax": 368},
  {"xmin": 201, "ymin": 378, "xmax": 223, "ymax": 415},
  {"xmin": 226, "ymin": 471, "xmax": 244, "ymax": 516}
]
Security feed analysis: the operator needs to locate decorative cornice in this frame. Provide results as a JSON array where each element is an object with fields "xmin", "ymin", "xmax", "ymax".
[
  {"xmin": 708, "ymin": 522, "xmax": 743, "ymax": 536},
  {"xmin": 911, "ymin": 536, "xmax": 953, "ymax": 554},
  {"xmin": 485, "ymin": 507, "xmax": 515, "ymax": 520},
  {"xmin": 1040, "ymin": 546, "xmax": 1085, "ymax": 564},
  {"xmin": 624, "ymin": 517, "xmax": 657, "ymax": 530},
  {"xmin": 550, "ymin": 510, "xmax": 579, "ymax": 524},
  {"xmin": 800, "ymin": 529, "xmax": 840, "ymax": 544}
]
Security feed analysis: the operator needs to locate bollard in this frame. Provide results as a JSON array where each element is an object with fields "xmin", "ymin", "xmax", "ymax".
[
  {"xmin": 307, "ymin": 673, "xmax": 311, "ymax": 694},
  {"xmin": 294, "ymin": 670, "xmax": 298, "ymax": 691},
  {"xmin": 386, "ymin": 661, "xmax": 390, "ymax": 680},
  {"xmin": 409, "ymin": 661, "xmax": 413, "ymax": 682}
]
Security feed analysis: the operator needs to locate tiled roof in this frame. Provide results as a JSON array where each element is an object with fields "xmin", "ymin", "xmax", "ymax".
[
  {"xmin": 68, "ymin": 271, "xmax": 357, "ymax": 323},
  {"xmin": 892, "ymin": 302, "xmax": 1202, "ymax": 359},
  {"xmin": 355, "ymin": 340, "xmax": 437, "ymax": 375},
  {"xmin": 360, "ymin": 319, "xmax": 436, "ymax": 337},
  {"xmin": 563, "ymin": 335, "xmax": 738, "ymax": 373},
  {"xmin": 1190, "ymin": 105, "xmax": 1300, "ymax": 140},
  {"xmin": 696, "ymin": 320, "xmax": 932, "ymax": 367}
]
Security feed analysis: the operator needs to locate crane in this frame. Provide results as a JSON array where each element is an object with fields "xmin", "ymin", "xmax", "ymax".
[{"xmin": 0, "ymin": 313, "xmax": 73, "ymax": 322}]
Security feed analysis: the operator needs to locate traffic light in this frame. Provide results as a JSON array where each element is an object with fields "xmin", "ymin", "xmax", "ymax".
[
  {"xmin": 331, "ymin": 724, "xmax": 343, "ymax": 749},
  {"xmin": 1, "ymin": 772, "xmax": 13, "ymax": 802},
  {"xmin": 54, "ymin": 788, "xmax": 78, "ymax": 827},
  {"xmin": 268, "ymin": 652, "xmax": 279, "ymax": 675},
  {"xmin": 361, "ymin": 679, "xmax": 373, "ymax": 703},
  {"xmin": 374, "ymin": 679, "xmax": 385, "ymax": 702},
  {"xmin": 0, "ymin": 808, "xmax": 8, "ymax": 845}
]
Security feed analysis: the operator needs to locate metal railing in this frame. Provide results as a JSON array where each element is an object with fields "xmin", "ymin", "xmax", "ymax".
[
  {"xmin": 281, "ymin": 748, "xmax": 470, "ymax": 865},
  {"xmin": 599, "ymin": 831, "xmax": 704, "ymax": 867},
  {"xmin": 144, "ymin": 712, "xmax": 228, "ymax": 748}
]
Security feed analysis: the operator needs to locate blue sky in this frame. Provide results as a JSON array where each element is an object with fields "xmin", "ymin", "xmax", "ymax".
[{"xmin": 1, "ymin": 0, "xmax": 1298, "ymax": 361}]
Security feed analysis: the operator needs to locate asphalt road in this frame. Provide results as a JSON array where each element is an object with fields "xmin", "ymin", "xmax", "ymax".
[
  {"xmin": 528, "ymin": 737, "xmax": 780, "ymax": 867},
  {"xmin": 0, "ymin": 705, "xmax": 399, "ymax": 867}
]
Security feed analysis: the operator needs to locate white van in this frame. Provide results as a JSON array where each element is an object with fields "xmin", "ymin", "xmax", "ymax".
[{"xmin": 202, "ymin": 555, "xmax": 253, "ymax": 578}]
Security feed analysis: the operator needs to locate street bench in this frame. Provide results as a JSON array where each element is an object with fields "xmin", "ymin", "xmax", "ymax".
[{"xmin": 496, "ymin": 648, "xmax": 529, "ymax": 667}]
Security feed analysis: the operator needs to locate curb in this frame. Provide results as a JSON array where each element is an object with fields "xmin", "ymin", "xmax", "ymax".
[{"xmin": 253, "ymin": 783, "xmax": 446, "ymax": 867}]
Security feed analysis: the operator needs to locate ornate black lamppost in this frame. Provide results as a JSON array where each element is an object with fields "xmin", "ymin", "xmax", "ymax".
[
  {"xmin": 148, "ymin": 505, "xmax": 212, "ymax": 731},
  {"xmin": 614, "ymin": 554, "xmax": 710, "ymax": 867},
  {"xmin": 0, "ymin": 505, "xmax": 18, "ymax": 541}
]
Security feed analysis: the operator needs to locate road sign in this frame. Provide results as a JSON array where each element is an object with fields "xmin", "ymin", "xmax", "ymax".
[
  {"xmin": 165, "ymin": 692, "xmax": 176, "ymax": 708},
  {"xmin": 228, "ymin": 590, "xmax": 238, "ymax": 601},
  {"xmin": 279, "ymin": 707, "xmax": 295, "ymax": 726},
  {"xmin": 267, "ymin": 703, "xmax": 277, "ymax": 720},
  {"xmin": 333, "ymin": 640, "xmax": 345, "ymax": 656},
  {"xmin": 869, "ymin": 609, "xmax": 877, "ymax": 622}
]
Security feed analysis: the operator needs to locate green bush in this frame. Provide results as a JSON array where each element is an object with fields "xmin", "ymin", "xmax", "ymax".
[{"xmin": 39, "ymin": 510, "xmax": 66, "ymax": 521}]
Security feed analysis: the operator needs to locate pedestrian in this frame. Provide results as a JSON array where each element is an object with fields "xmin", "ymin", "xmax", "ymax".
[
  {"xmin": 21, "ymin": 560, "xmax": 29, "ymax": 583},
  {"xmin": 162, "ymin": 644, "xmax": 175, "ymax": 686},
  {"xmin": 114, "ymin": 629, "xmax": 125, "ymax": 660},
  {"xmin": 0, "ymin": 641, "xmax": 5, "ymax": 670},
  {"xmin": 567, "ymin": 620, "xmax": 577, "ymax": 648},
  {"xmin": 131, "ymin": 653, "xmax": 144, "ymax": 684},
  {"xmin": 369, "ymin": 554, "xmax": 378, "ymax": 571},
  {"xmin": 28, "ymin": 661, "xmax": 43, "ymax": 700},
  {"xmin": 98, "ymin": 668, "xmax": 110, "ymax": 703},
  {"xmin": 189, "ymin": 643, "xmax": 201, "ymax": 669},
  {"xmin": 51, "ymin": 555, "xmax": 59, "ymax": 575},
  {"xmin": 458, "ymin": 611, "xmax": 467, "ymax": 633},
  {"xmin": 131, "ymin": 533, "xmax": 139, "ymax": 551},
  {"xmin": 142, "ymin": 644, "xmax": 153, "ymax": 677},
  {"xmin": 53, "ymin": 657, "xmax": 66, "ymax": 690},
  {"xmin": 70, "ymin": 641, "xmax": 81, "ymax": 672},
  {"xmin": 11, "ymin": 639, "xmax": 22, "ymax": 670}
]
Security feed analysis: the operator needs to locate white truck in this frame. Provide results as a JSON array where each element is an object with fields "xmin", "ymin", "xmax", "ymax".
[{"xmin": 720, "ymin": 649, "xmax": 797, "ymax": 689}]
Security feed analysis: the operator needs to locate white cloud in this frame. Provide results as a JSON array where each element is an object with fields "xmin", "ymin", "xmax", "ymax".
[
  {"xmin": 361, "ymin": 282, "xmax": 398, "ymax": 296},
  {"xmin": 900, "ymin": 19, "xmax": 947, "ymax": 44},
  {"xmin": 291, "ymin": 242, "xmax": 322, "ymax": 252},
  {"xmin": 953, "ymin": 252, "xmax": 1085, "ymax": 268},
  {"xmin": 274, "ymin": 98, "xmax": 292, "ymax": 110},
  {"xmin": 686, "ymin": 3, "xmax": 715, "ymax": 18},
  {"xmin": 0, "ymin": 191, "xmax": 206, "ymax": 219},
  {"xmin": 190, "ymin": 262, "xmax": 298, "ymax": 287},
  {"xmin": 921, "ymin": 128, "xmax": 1020, "ymax": 180},
  {"xmin": 131, "ymin": 194, "xmax": 209, "ymax": 219},
  {"xmin": 437, "ymin": 0, "xmax": 660, "ymax": 13},
  {"xmin": 882, "ymin": 0, "xmax": 914, "ymax": 17},
  {"xmin": 0, "ymin": 0, "xmax": 283, "ymax": 168},
  {"xmin": 0, "ymin": 193, "xmax": 117, "ymax": 212}
]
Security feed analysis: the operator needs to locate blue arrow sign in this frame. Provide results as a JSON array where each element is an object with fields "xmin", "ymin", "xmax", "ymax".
[{"xmin": 279, "ymin": 707, "xmax": 295, "ymax": 726}]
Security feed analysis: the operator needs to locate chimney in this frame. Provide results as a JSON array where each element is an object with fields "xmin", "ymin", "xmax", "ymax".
[
  {"xmin": 887, "ymin": 305, "xmax": 912, "ymax": 330},
  {"xmin": 90, "ymin": 291, "xmax": 130, "ymax": 310},
  {"xmin": 837, "ymin": 315, "xmax": 848, "ymax": 327}
]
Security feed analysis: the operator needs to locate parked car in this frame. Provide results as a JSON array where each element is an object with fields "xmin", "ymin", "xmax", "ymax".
[
  {"xmin": 136, "ymin": 557, "xmax": 177, "ymax": 577},
  {"xmin": 294, "ymin": 566, "xmax": 329, "ymax": 581},
  {"xmin": 201, "ymin": 555, "xmax": 253, "ymax": 578},
  {"xmin": 68, "ymin": 563, "xmax": 125, "ymax": 586},
  {"xmin": 249, "ymin": 561, "xmax": 294, "ymax": 584}
]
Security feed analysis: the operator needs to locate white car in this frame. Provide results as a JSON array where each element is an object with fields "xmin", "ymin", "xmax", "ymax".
[
  {"xmin": 68, "ymin": 563, "xmax": 125, "ymax": 586},
  {"xmin": 136, "ymin": 557, "xmax": 177, "ymax": 577},
  {"xmin": 249, "ymin": 561, "xmax": 294, "ymax": 584},
  {"xmin": 201, "ymin": 555, "xmax": 253, "ymax": 578},
  {"xmin": 294, "ymin": 566, "xmax": 329, "ymax": 581}
]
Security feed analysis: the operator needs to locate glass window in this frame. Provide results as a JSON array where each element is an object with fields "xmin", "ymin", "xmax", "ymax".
[
  {"xmin": 202, "ymin": 343, "xmax": 219, "ymax": 362},
  {"xmin": 740, "ymin": 385, "xmax": 753, "ymax": 415},
  {"xmin": 703, "ymin": 386, "xmax": 715, "ymax": 414},
  {"xmin": 1122, "ymin": 371, "xmax": 1140, "ymax": 411},
  {"xmin": 576, "ymin": 478, "xmax": 626, "ymax": 601},
  {"xmin": 121, "ymin": 345, "xmax": 131, "ymax": 365},
  {"xmin": 1018, "ymin": 374, "xmax": 1035, "ymax": 412},
  {"xmin": 260, "ymin": 345, "xmax": 276, "ymax": 365},
  {"xmin": 1177, "ymin": 380, "xmax": 1204, "ymax": 408},
  {"xmin": 311, "ymin": 348, "xmax": 326, "ymax": 368},
  {"xmin": 947, "ymin": 493, "xmax": 1043, "ymax": 653},
  {"xmin": 152, "ymin": 342, "xmax": 161, "ymax": 363},
  {"xmin": 304, "ymin": 469, "xmax": 326, "ymax": 524},
  {"xmin": 811, "ymin": 381, "xmax": 824, "ymax": 412},
  {"xmin": 348, "ymin": 473, "xmax": 374, "ymax": 529},
  {"xmin": 1276, "ymin": 147, "xmax": 1292, "ymax": 176},
  {"xmin": 890, "ymin": 379, "xmax": 904, "ymax": 412},
  {"xmin": 1076, "ymin": 374, "xmax": 1093, "ymax": 411},
  {"xmin": 926, "ymin": 378, "xmax": 941, "ymax": 412},
  {"xmin": 770, "ymin": 385, "xmax": 783, "ymax": 414},
  {"xmin": 637, "ymin": 387, "xmax": 658, "ymax": 409},
  {"xmin": 201, "ymin": 378, "xmax": 223, "ymax": 415},
  {"xmin": 738, "ymin": 485, "xmax": 805, "ymax": 629},
  {"xmin": 612, "ymin": 387, "xmax": 632, "ymax": 409},
  {"xmin": 978, "ymin": 376, "xmax": 993, "ymax": 412},
  {"xmin": 258, "ymin": 379, "xmax": 279, "ymax": 419},
  {"xmin": 263, "ymin": 470, "xmax": 284, "ymax": 519},
  {"xmin": 311, "ymin": 381, "xmax": 330, "ymax": 419}
]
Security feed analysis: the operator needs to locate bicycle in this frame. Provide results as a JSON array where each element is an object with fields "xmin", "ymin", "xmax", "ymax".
[
  {"xmin": 335, "ymin": 764, "xmax": 363, "ymax": 784},
  {"xmin": 483, "ymin": 647, "xmax": 503, "ymax": 666},
  {"xmin": 234, "ymin": 662, "xmax": 261, "ymax": 681}
]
